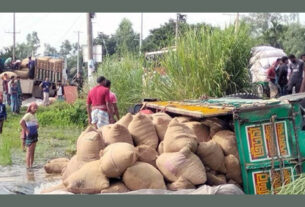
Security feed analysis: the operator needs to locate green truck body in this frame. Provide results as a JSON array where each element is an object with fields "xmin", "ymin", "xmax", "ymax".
[{"xmin": 143, "ymin": 93, "xmax": 305, "ymax": 194}]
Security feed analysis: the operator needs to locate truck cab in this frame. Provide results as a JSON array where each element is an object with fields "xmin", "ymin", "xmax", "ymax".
[{"xmin": 142, "ymin": 93, "xmax": 305, "ymax": 194}]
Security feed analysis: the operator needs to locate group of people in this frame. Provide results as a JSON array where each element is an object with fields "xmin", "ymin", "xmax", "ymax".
[
  {"xmin": 87, "ymin": 76, "xmax": 120, "ymax": 129},
  {"xmin": 267, "ymin": 54, "xmax": 305, "ymax": 97},
  {"xmin": 1, "ymin": 73, "xmax": 23, "ymax": 114}
]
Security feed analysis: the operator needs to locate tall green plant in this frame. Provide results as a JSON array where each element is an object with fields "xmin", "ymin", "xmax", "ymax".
[
  {"xmin": 97, "ymin": 54, "xmax": 144, "ymax": 115},
  {"xmin": 144, "ymin": 24, "xmax": 253, "ymax": 100}
]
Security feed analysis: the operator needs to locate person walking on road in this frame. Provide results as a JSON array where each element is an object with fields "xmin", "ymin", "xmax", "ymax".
[{"xmin": 40, "ymin": 77, "xmax": 51, "ymax": 106}]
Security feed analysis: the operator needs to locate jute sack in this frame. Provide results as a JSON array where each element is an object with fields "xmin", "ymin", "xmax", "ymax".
[
  {"xmin": 206, "ymin": 173, "xmax": 227, "ymax": 186},
  {"xmin": 176, "ymin": 116, "xmax": 192, "ymax": 123},
  {"xmin": 128, "ymin": 113, "xmax": 159, "ymax": 149},
  {"xmin": 99, "ymin": 123, "xmax": 133, "ymax": 146},
  {"xmin": 185, "ymin": 122, "xmax": 210, "ymax": 142},
  {"xmin": 212, "ymin": 130, "xmax": 239, "ymax": 158},
  {"xmin": 196, "ymin": 140, "xmax": 226, "ymax": 173},
  {"xmin": 224, "ymin": 155, "xmax": 242, "ymax": 184},
  {"xmin": 44, "ymin": 157, "xmax": 69, "ymax": 174},
  {"xmin": 167, "ymin": 177, "xmax": 195, "ymax": 191},
  {"xmin": 21, "ymin": 58, "xmax": 29, "ymax": 68},
  {"xmin": 64, "ymin": 160, "xmax": 109, "ymax": 194},
  {"xmin": 62, "ymin": 155, "xmax": 86, "ymax": 180},
  {"xmin": 101, "ymin": 181, "xmax": 130, "ymax": 193},
  {"xmin": 0, "ymin": 71, "xmax": 17, "ymax": 79},
  {"xmin": 151, "ymin": 112, "xmax": 172, "ymax": 120},
  {"xmin": 163, "ymin": 118, "xmax": 198, "ymax": 153},
  {"xmin": 202, "ymin": 118, "xmax": 226, "ymax": 137},
  {"xmin": 117, "ymin": 113, "xmax": 133, "ymax": 128},
  {"xmin": 14, "ymin": 68, "xmax": 29, "ymax": 79},
  {"xmin": 152, "ymin": 117, "xmax": 171, "ymax": 141},
  {"xmin": 156, "ymin": 147, "xmax": 206, "ymax": 185},
  {"xmin": 136, "ymin": 145, "xmax": 158, "ymax": 167},
  {"xmin": 100, "ymin": 143, "xmax": 137, "ymax": 178},
  {"xmin": 158, "ymin": 141, "xmax": 164, "ymax": 154},
  {"xmin": 123, "ymin": 162, "xmax": 166, "ymax": 190},
  {"xmin": 77, "ymin": 129, "xmax": 105, "ymax": 162}
]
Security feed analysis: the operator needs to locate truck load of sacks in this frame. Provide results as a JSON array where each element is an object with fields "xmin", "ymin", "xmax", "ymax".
[
  {"xmin": 250, "ymin": 46, "xmax": 286, "ymax": 83},
  {"xmin": 41, "ymin": 112, "xmax": 243, "ymax": 194}
]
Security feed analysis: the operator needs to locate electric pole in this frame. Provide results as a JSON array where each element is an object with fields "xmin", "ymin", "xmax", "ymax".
[
  {"xmin": 139, "ymin": 13, "xmax": 143, "ymax": 55},
  {"xmin": 74, "ymin": 31, "xmax": 82, "ymax": 75},
  {"xmin": 87, "ymin": 13, "xmax": 94, "ymax": 87},
  {"xmin": 6, "ymin": 13, "xmax": 20, "ymax": 61}
]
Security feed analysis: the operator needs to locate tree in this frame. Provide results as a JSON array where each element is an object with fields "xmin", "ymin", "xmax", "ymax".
[
  {"xmin": 44, "ymin": 43, "xmax": 58, "ymax": 56},
  {"xmin": 59, "ymin": 40, "xmax": 72, "ymax": 57},
  {"xmin": 142, "ymin": 18, "xmax": 211, "ymax": 52},
  {"xmin": 242, "ymin": 13, "xmax": 298, "ymax": 48},
  {"xmin": 114, "ymin": 18, "xmax": 139, "ymax": 55},
  {"xmin": 94, "ymin": 32, "xmax": 117, "ymax": 56},
  {"xmin": 281, "ymin": 23, "xmax": 305, "ymax": 57},
  {"xmin": 26, "ymin": 31, "xmax": 40, "ymax": 56}
]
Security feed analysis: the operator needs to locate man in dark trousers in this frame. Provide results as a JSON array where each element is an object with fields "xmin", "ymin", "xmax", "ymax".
[
  {"xmin": 278, "ymin": 56, "xmax": 289, "ymax": 96},
  {"xmin": 287, "ymin": 54, "xmax": 304, "ymax": 94}
]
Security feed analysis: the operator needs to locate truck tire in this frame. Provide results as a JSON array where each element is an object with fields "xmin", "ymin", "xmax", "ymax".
[{"xmin": 225, "ymin": 93, "xmax": 262, "ymax": 99}]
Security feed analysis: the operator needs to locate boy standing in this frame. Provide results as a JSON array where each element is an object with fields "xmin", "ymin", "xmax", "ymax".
[{"xmin": 0, "ymin": 96, "xmax": 7, "ymax": 134}]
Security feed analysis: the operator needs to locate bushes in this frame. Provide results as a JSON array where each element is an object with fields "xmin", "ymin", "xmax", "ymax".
[{"xmin": 37, "ymin": 100, "xmax": 87, "ymax": 128}]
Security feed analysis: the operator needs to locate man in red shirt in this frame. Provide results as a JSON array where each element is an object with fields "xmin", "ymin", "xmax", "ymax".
[
  {"xmin": 267, "ymin": 58, "xmax": 281, "ymax": 98},
  {"xmin": 87, "ymin": 76, "xmax": 114, "ymax": 128}
]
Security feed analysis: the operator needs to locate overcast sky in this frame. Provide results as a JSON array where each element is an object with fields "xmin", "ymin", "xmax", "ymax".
[{"xmin": 0, "ymin": 13, "xmax": 305, "ymax": 55}]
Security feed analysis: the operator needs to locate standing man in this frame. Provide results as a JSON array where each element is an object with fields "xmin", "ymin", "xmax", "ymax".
[
  {"xmin": 28, "ymin": 57, "xmax": 35, "ymax": 79},
  {"xmin": 2, "ymin": 73, "xmax": 9, "ymax": 105},
  {"xmin": 86, "ymin": 76, "xmax": 114, "ymax": 129},
  {"xmin": 7, "ymin": 76, "xmax": 15, "ymax": 107},
  {"xmin": 278, "ymin": 56, "xmax": 289, "ymax": 96},
  {"xmin": 104, "ymin": 79, "xmax": 120, "ymax": 121},
  {"xmin": 267, "ymin": 59, "xmax": 281, "ymax": 98},
  {"xmin": 299, "ymin": 54, "xmax": 305, "ymax": 93},
  {"xmin": 287, "ymin": 54, "xmax": 304, "ymax": 94},
  {"xmin": 40, "ymin": 77, "xmax": 51, "ymax": 106},
  {"xmin": 16, "ymin": 76, "xmax": 22, "ymax": 113}
]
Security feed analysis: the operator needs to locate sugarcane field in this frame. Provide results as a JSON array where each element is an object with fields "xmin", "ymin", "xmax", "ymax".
[{"xmin": 2, "ymin": 12, "xmax": 305, "ymax": 196}]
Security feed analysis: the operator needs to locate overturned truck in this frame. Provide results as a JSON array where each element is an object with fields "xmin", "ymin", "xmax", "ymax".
[{"xmin": 141, "ymin": 93, "xmax": 305, "ymax": 194}]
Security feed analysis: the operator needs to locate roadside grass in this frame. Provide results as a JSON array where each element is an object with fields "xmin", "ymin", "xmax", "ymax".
[{"xmin": 0, "ymin": 102, "xmax": 86, "ymax": 166}]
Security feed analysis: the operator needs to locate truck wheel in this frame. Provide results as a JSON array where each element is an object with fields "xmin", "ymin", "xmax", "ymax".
[{"xmin": 225, "ymin": 93, "xmax": 262, "ymax": 99}]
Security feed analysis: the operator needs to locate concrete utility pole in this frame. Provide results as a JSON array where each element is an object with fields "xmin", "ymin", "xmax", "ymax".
[
  {"xmin": 6, "ymin": 13, "xmax": 20, "ymax": 61},
  {"xmin": 74, "ymin": 31, "xmax": 82, "ymax": 75},
  {"xmin": 139, "ymin": 13, "xmax": 143, "ymax": 55},
  {"xmin": 87, "ymin": 13, "xmax": 94, "ymax": 87}
]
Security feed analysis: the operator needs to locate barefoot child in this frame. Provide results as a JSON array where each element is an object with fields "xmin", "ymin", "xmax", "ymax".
[
  {"xmin": 20, "ymin": 102, "xmax": 39, "ymax": 169},
  {"xmin": 0, "ymin": 95, "xmax": 7, "ymax": 134}
]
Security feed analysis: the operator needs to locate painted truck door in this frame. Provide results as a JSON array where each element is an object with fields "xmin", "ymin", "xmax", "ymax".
[{"xmin": 234, "ymin": 104, "xmax": 301, "ymax": 194}]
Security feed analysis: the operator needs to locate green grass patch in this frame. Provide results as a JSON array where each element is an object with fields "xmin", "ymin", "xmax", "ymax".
[{"xmin": 0, "ymin": 102, "xmax": 85, "ymax": 166}]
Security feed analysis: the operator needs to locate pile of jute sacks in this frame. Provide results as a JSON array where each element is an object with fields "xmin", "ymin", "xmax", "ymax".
[{"xmin": 42, "ymin": 112, "xmax": 242, "ymax": 194}]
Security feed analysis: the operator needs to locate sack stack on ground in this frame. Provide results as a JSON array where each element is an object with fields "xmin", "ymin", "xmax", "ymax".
[{"xmin": 42, "ymin": 112, "xmax": 243, "ymax": 194}]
